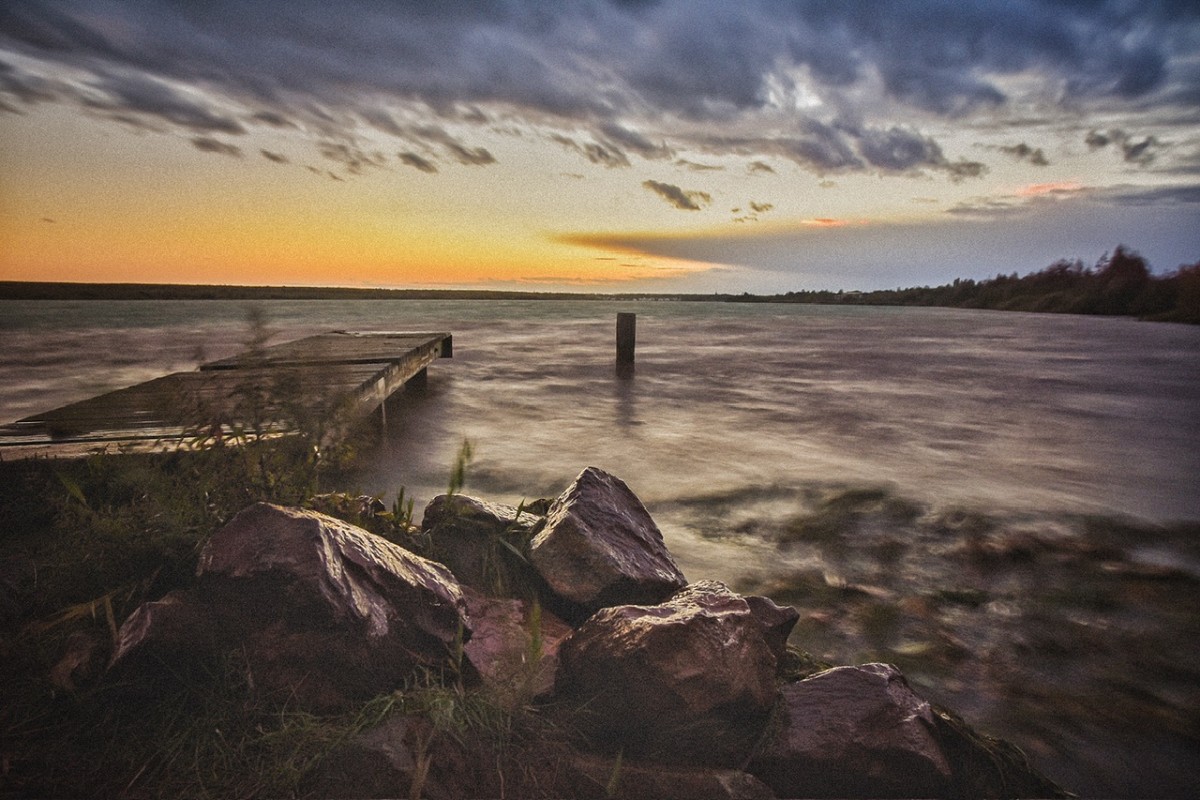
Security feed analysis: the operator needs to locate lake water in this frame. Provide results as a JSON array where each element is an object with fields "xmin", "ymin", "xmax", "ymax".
[{"xmin": 2, "ymin": 298, "xmax": 1198, "ymax": 796}]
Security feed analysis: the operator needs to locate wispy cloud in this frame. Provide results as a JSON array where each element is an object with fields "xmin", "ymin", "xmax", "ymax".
[
  {"xmin": 550, "ymin": 134, "xmax": 631, "ymax": 168},
  {"xmin": 397, "ymin": 151, "xmax": 438, "ymax": 173},
  {"xmin": 998, "ymin": 143, "xmax": 1050, "ymax": 166},
  {"xmin": 85, "ymin": 72, "xmax": 245, "ymax": 135},
  {"xmin": 642, "ymin": 180, "xmax": 711, "ymax": 211},
  {"xmin": 318, "ymin": 141, "xmax": 385, "ymax": 174},
  {"xmin": 1085, "ymin": 129, "xmax": 1162, "ymax": 165},
  {"xmin": 190, "ymin": 136, "xmax": 242, "ymax": 157}
]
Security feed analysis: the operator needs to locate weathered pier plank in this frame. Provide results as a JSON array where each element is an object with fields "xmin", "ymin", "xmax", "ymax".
[{"xmin": 0, "ymin": 331, "xmax": 451, "ymax": 459}]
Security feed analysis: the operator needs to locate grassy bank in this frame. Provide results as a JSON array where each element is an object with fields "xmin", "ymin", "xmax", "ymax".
[{"xmin": 1, "ymin": 438, "xmax": 656, "ymax": 797}]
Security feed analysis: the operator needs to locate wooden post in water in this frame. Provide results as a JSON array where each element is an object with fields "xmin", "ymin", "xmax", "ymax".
[{"xmin": 616, "ymin": 312, "xmax": 636, "ymax": 376}]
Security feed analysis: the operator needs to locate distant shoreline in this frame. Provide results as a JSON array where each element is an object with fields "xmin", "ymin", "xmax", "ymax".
[{"xmin": 3, "ymin": 246, "xmax": 1197, "ymax": 325}]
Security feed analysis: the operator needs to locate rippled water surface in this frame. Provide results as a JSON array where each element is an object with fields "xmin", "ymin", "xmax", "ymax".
[{"xmin": 3, "ymin": 298, "xmax": 1199, "ymax": 795}]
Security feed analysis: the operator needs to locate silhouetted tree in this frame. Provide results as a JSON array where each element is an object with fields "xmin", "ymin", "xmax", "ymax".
[{"xmin": 1092, "ymin": 246, "xmax": 1151, "ymax": 314}]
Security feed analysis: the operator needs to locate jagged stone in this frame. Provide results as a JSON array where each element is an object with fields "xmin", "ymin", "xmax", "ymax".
[
  {"xmin": 749, "ymin": 663, "xmax": 954, "ymax": 798},
  {"xmin": 529, "ymin": 467, "xmax": 686, "ymax": 615},
  {"xmin": 109, "ymin": 589, "xmax": 217, "ymax": 667},
  {"xmin": 743, "ymin": 593, "xmax": 799, "ymax": 662},
  {"xmin": 421, "ymin": 493, "xmax": 542, "ymax": 594},
  {"xmin": 113, "ymin": 503, "xmax": 471, "ymax": 709},
  {"xmin": 460, "ymin": 587, "xmax": 572, "ymax": 704},
  {"xmin": 557, "ymin": 580, "xmax": 778, "ymax": 766}
]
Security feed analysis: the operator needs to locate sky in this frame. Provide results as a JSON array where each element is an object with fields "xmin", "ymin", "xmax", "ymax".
[{"xmin": 1, "ymin": 0, "xmax": 1199, "ymax": 293}]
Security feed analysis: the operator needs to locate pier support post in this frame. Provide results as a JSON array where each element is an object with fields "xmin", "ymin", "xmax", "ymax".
[{"xmin": 616, "ymin": 312, "xmax": 636, "ymax": 377}]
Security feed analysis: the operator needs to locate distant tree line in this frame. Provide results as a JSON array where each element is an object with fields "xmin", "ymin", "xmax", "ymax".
[
  {"xmin": 739, "ymin": 246, "xmax": 1200, "ymax": 324},
  {"xmin": 3, "ymin": 245, "xmax": 1196, "ymax": 323}
]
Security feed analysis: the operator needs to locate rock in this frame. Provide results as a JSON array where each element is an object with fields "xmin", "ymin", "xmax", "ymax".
[
  {"xmin": 460, "ymin": 587, "xmax": 573, "ymax": 704},
  {"xmin": 110, "ymin": 589, "xmax": 219, "ymax": 667},
  {"xmin": 557, "ymin": 581, "xmax": 779, "ymax": 766},
  {"xmin": 568, "ymin": 755, "xmax": 776, "ymax": 799},
  {"xmin": 421, "ymin": 494, "xmax": 542, "ymax": 595},
  {"xmin": 749, "ymin": 663, "xmax": 954, "ymax": 799},
  {"xmin": 743, "ymin": 594, "xmax": 799, "ymax": 663},
  {"xmin": 113, "ymin": 503, "xmax": 471, "ymax": 709},
  {"xmin": 529, "ymin": 467, "xmax": 686, "ymax": 615}
]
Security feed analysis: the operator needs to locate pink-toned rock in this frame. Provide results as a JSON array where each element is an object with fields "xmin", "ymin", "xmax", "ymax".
[
  {"xmin": 113, "ymin": 503, "xmax": 471, "ymax": 709},
  {"xmin": 557, "ymin": 581, "xmax": 778, "ymax": 766},
  {"xmin": 749, "ymin": 663, "xmax": 953, "ymax": 798},
  {"xmin": 421, "ymin": 494, "xmax": 542, "ymax": 595},
  {"xmin": 109, "ymin": 589, "xmax": 218, "ymax": 668},
  {"xmin": 529, "ymin": 467, "xmax": 686, "ymax": 615},
  {"xmin": 743, "ymin": 593, "xmax": 799, "ymax": 661},
  {"xmin": 461, "ymin": 588, "xmax": 572, "ymax": 704},
  {"xmin": 198, "ymin": 503, "xmax": 468, "ymax": 646}
]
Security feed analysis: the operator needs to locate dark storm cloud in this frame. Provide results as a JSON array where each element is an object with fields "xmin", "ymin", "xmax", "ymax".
[
  {"xmin": 855, "ymin": 126, "xmax": 946, "ymax": 172},
  {"xmin": 86, "ymin": 72, "xmax": 245, "ymax": 135},
  {"xmin": 843, "ymin": 124, "xmax": 989, "ymax": 179},
  {"xmin": 190, "ymin": 137, "xmax": 242, "ymax": 157},
  {"xmin": 880, "ymin": 64, "xmax": 1005, "ymax": 117},
  {"xmin": 318, "ymin": 141, "xmax": 385, "ymax": 173},
  {"xmin": 699, "ymin": 122, "xmax": 986, "ymax": 179},
  {"xmin": 251, "ymin": 110, "xmax": 295, "ymax": 128},
  {"xmin": 1086, "ymin": 129, "xmax": 1161, "ymax": 165},
  {"xmin": 550, "ymin": 134, "xmax": 631, "ymax": 168},
  {"xmin": 444, "ymin": 142, "xmax": 496, "ymax": 166},
  {"xmin": 0, "ymin": 59, "xmax": 56, "ymax": 105},
  {"xmin": 598, "ymin": 122, "xmax": 671, "ymax": 160},
  {"xmin": 407, "ymin": 125, "xmax": 496, "ymax": 166},
  {"xmin": 642, "ymin": 180, "xmax": 710, "ymax": 210},
  {"xmin": 1, "ymin": 1, "xmax": 1197, "ymax": 175},
  {"xmin": 398, "ymin": 152, "xmax": 438, "ymax": 173},
  {"xmin": 999, "ymin": 143, "xmax": 1050, "ymax": 166}
]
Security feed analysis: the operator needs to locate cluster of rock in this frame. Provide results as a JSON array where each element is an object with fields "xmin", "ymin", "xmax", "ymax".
[{"xmin": 109, "ymin": 467, "xmax": 1065, "ymax": 799}]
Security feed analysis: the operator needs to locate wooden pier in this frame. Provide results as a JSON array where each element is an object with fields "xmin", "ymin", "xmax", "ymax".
[{"xmin": 0, "ymin": 331, "xmax": 451, "ymax": 459}]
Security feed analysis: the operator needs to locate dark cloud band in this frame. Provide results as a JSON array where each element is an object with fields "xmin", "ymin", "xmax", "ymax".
[{"xmin": 0, "ymin": 1, "xmax": 1196, "ymax": 178}]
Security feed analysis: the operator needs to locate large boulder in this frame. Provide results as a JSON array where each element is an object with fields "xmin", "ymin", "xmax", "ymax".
[
  {"xmin": 421, "ymin": 493, "xmax": 542, "ymax": 595},
  {"xmin": 749, "ymin": 663, "xmax": 953, "ymax": 798},
  {"xmin": 748, "ymin": 662, "xmax": 1068, "ymax": 799},
  {"xmin": 529, "ymin": 467, "xmax": 686, "ymax": 616},
  {"xmin": 557, "ymin": 581, "xmax": 779, "ymax": 766},
  {"xmin": 112, "ymin": 503, "xmax": 471, "ymax": 709}
]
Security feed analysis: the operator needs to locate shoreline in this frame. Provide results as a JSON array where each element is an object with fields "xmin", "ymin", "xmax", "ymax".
[{"xmin": 4, "ymin": 261, "xmax": 1196, "ymax": 324}]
